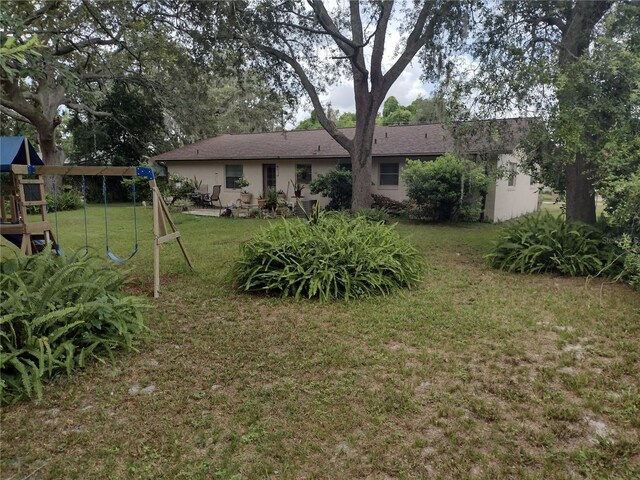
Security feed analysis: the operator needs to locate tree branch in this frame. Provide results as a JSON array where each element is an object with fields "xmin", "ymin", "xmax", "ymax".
[
  {"xmin": 348, "ymin": 0, "xmax": 369, "ymax": 77},
  {"xmin": 370, "ymin": 0, "xmax": 394, "ymax": 89},
  {"xmin": 308, "ymin": 1, "xmax": 369, "ymax": 77},
  {"xmin": 64, "ymin": 101, "xmax": 113, "ymax": 118},
  {"xmin": 79, "ymin": 0, "xmax": 141, "ymax": 63},
  {"xmin": 23, "ymin": 1, "xmax": 62, "ymax": 26},
  {"xmin": 54, "ymin": 37, "xmax": 120, "ymax": 56},
  {"xmin": 308, "ymin": 0, "xmax": 358, "ymax": 55},
  {"xmin": 1, "ymin": 79, "xmax": 43, "ymax": 124},
  {"xmin": 256, "ymin": 44, "xmax": 353, "ymax": 153},
  {"xmin": 382, "ymin": 0, "xmax": 450, "ymax": 94},
  {"xmin": 539, "ymin": 15, "xmax": 567, "ymax": 33},
  {"xmin": 271, "ymin": 22, "xmax": 333, "ymax": 36},
  {"xmin": 529, "ymin": 35, "xmax": 571, "ymax": 57},
  {"xmin": 350, "ymin": 1, "xmax": 364, "ymax": 45},
  {"xmin": 0, "ymin": 105, "xmax": 31, "ymax": 123}
]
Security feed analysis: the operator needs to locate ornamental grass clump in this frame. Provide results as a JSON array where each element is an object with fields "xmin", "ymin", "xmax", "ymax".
[
  {"xmin": 486, "ymin": 212, "xmax": 624, "ymax": 277},
  {"xmin": 233, "ymin": 213, "xmax": 424, "ymax": 300},
  {"xmin": 0, "ymin": 252, "xmax": 149, "ymax": 405}
]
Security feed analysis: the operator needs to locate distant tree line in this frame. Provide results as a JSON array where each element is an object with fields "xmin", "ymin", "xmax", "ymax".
[{"xmin": 296, "ymin": 95, "xmax": 447, "ymax": 130}]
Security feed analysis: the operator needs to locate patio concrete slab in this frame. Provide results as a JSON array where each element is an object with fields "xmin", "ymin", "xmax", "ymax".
[{"xmin": 184, "ymin": 209, "xmax": 222, "ymax": 217}]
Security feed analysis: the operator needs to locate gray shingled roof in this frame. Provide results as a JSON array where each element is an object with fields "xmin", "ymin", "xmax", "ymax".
[{"xmin": 153, "ymin": 120, "xmax": 528, "ymax": 162}]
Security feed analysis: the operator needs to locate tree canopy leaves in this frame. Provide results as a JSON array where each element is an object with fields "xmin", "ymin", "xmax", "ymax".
[{"xmin": 449, "ymin": 0, "xmax": 633, "ymax": 223}]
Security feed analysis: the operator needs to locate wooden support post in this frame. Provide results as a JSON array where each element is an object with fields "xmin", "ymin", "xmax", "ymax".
[
  {"xmin": 149, "ymin": 178, "xmax": 193, "ymax": 298},
  {"xmin": 24, "ymin": 138, "xmax": 31, "ymax": 166},
  {"xmin": 152, "ymin": 182, "xmax": 161, "ymax": 298},
  {"xmin": 155, "ymin": 191, "xmax": 194, "ymax": 270}
]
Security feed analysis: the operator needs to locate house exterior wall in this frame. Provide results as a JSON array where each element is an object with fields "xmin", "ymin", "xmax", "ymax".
[
  {"xmin": 163, "ymin": 157, "xmax": 415, "ymax": 207},
  {"xmin": 162, "ymin": 159, "xmax": 336, "ymax": 207},
  {"xmin": 162, "ymin": 153, "xmax": 540, "ymax": 222},
  {"xmin": 372, "ymin": 157, "xmax": 410, "ymax": 202},
  {"xmin": 485, "ymin": 152, "xmax": 541, "ymax": 222}
]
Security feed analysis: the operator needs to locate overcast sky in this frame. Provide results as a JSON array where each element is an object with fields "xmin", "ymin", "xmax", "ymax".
[
  {"xmin": 292, "ymin": 25, "xmax": 439, "ymax": 125},
  {"xmin": 299, "ymin": 61, "xmax": 435, "ymax": 121}
]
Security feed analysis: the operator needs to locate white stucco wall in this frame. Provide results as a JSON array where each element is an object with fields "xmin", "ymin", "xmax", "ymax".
[
  {"xmin": 163, "ymin": 158, "xmax": 414, "ymax": 208},
  {"xmin": 485, "ymin": 152, "xmax": 541, "ymax": 222},
  {"xmin": 371, "ymin": 158, "xmax": 409, "ymax": 202},
  {"xmin": 162, "ymin": 159, "xmax": 338, "ymax": 207},
  {"xmin": 163, "ymin": 155, "xmax": 539, "ymax": 220}
]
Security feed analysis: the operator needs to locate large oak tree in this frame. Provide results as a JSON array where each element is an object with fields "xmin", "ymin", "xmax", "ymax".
[
  {"xmin": 187, "ymin": 0, "xmax": 474, "ymax": 210},
  {"xmin": 0, "ymin": 1, "xmax": 153, "ymax": 172},
  {"xmin": 1, "ymin": 1, "xmax": 287, "ymax": 192},
  {"xmin": 460, "ymin": 0, "xmax": 626, "ymax": 223}
]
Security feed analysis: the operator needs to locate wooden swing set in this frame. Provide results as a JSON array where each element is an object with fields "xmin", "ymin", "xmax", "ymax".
[{"xmin": 0, "ymin": 138, "xmax": 192, "ymax": 298}]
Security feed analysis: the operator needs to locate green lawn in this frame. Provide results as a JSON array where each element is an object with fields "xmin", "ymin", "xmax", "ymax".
[{"xmin": 1, "ymin": 205, "xmax": 639, "ymax": 479}]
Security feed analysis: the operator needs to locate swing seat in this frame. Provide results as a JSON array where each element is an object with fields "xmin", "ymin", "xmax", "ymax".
[
  {"xmin": 102, "ymin": 176, "xmax": 139, "ymax": 264},
  {"xmin": 106, "ymin": 245, "xmax": 138, "ymax": 263},
  {"xmin": 107, "ymin": 251, "xmax": 127, "ymax": 263}
]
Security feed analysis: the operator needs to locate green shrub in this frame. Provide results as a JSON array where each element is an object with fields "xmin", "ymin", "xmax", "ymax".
[
  {"xmin": 170, "ymin": 198, "xmax": 194, "ymax": 212},
  {"xmin": 309, "ymin": 167, "xmax": 352, "ymax": 210},
  {"xmin": 371, "ymin": 194, "xmax": 409, "ymax": 217},
  {"xmin": 46, "ymin": 185, "xmax": 82, "ymax": 212},
  {"xmin": 121, "ymin": 176, "xmax": 152, "ymax": 203},
  {"xmin": 598, "ymin": 150, "xmax": 640, "ymax": 288},
  {"xmin": 246, "ymin": 208, "xmax": 260, "ymax": 218},
  {"xmin": 161, "ymin": 174, "xmax": 200, "ymax": 205},
  {"xmin": 486, "ymin": 213, "xmax": 624, "ymax": 277},
  {"xmin": 599, "ymin": 152, "xmax": 640, "ymax": 238},
  {"xmin": 265, "ymin": 188, "xmax": 279, "ymax": 210},
  {"xmin": 233, "ymin": 213, "xmax": 424, "ymax": 300},
  {"xmin": 402, "ymin": 154, "xmax": 488, "ymax": 222},
  {"xmin": 0, "ymin": 252, "xmax": 148, "ymax": 404},
  {"xmin": 357, "ymin": 207, "xmax": 391, "ymax": 223},
  {"xmin": 617, "ymin": 234, "xmax": 640, "ymax": 288}
]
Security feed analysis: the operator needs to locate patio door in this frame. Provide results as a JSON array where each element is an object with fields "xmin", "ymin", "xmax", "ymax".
[{"xmin": 263, "ymin": 164, "xmax": 276, "ymax": 194}]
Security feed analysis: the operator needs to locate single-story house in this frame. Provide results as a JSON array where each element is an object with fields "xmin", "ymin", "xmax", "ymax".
[{"xmin": 152, "ymin": 119, "xmax": 540, "ymax": 222}]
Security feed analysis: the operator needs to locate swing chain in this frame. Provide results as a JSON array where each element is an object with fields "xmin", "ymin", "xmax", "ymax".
[{"xmin": 102, "ymin": 175, "xmax": 139, "ymax": 263}]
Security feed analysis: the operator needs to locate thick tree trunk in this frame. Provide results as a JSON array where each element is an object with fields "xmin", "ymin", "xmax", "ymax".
[
  {"xmin": 3, "ymin": 68, "xmax": 67, "ymax": 192},
  {"xmin": 36, "ymin": 123, "xmax": 65, "ymax": 192},
  {"xmin": 350, "ymin": 110, "xmax": 377, "ymax": 211},
  {"xmin": 351, "ymin": 149, "xmax": 373, "ymax": 211},
  {"xmin": 564, "ymin": 153, "xmax": 596, "ymax": 223},
  {"xmin": 350, "ymin": 76, "xmax": 380, "ymax": 212},
  {"xmin": 556, "ymin": 1, "xmax": 612, "ymax": 224},
  {"xmin": 562, "ymin": 154, "xmax": 595, "ymax": 223}
]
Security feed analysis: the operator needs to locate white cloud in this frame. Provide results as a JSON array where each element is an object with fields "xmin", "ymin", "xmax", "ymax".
[
  {"xmin": 386, "ymin": 62, "xmax": 435, "ymax": 105},
  {"xmin": 293, "ymin": 62, "xmax": 435, "ymax": 125}
]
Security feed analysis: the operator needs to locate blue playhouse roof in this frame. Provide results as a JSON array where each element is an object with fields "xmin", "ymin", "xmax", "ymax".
[{"xmin": 0, "ymin": 136, "xmax": 44, "ymax": 172}]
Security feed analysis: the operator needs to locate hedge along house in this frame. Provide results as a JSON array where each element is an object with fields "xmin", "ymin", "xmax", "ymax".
[{"xmin": 152, "ymin": 119, "xmax": 540, "ymax": 222}]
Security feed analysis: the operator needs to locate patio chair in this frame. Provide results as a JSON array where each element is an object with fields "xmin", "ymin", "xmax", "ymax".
[
  {"xmin": 190, "ymin": 184, "xmax": 209, "ymax": 208},
  {"xmin": 203, "ymin": 184, "xmax": 222, "ymax": 209}
]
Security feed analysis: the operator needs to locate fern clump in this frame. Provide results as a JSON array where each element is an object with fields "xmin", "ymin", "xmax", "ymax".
[
  {"xmin": 0, "ymin": 252, "xmax": 149, "ymax": 404},
  {"xmin": 233, "ymin": 213, "xmax": 424, "ymax": 300},
  {"xmin": 486, "ymin": 212, "xmax": 624, "ymax": 277}
]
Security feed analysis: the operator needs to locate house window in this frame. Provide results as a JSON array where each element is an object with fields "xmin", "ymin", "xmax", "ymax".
[
  {"xmin": 296, "ymin": 164, "xmax": 312, "ymax": 183},
  {"xmin": 379, "ymin": 162, "xmax": 399, "ymax": 186},
  {"xmin": 226, "ymin": 165, "xmax": 243, "ymax": 189},
  {"xmin": 507, "ymin": 162, "xmax": 517, "ymax": 187}
]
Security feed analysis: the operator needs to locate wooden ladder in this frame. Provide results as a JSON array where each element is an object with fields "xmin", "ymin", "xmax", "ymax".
[{"xmin": 15, "ymin": 175, "xmax": 57, "ymax": 254}]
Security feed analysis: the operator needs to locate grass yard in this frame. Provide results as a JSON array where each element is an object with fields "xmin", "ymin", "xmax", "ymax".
[{"xmin": 1, "ymin": 205, "xmax": 639, "ymax": 479}]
